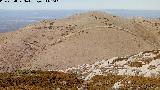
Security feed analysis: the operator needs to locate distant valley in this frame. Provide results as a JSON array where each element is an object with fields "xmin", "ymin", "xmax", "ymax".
[{"xmin": 0, "ymin": 10, "xmax": 82, "ymax": 32}]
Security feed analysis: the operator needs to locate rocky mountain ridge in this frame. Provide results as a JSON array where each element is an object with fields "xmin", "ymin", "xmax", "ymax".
[{"xmin": 0, "ymin": 11, "xmax": 160, "ymax": 72}]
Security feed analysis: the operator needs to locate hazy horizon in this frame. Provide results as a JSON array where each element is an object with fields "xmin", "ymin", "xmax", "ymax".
[
  {"xmin": 1, "ymin": 8, "xmax": 160, "ymax": 11},
  {"xmin": 0, "ymin": 0, "xmax": 160, "ymax": 10},
  {"xmin": 0, "ymin": 9, "xmax": 160, "ymax": 32}
]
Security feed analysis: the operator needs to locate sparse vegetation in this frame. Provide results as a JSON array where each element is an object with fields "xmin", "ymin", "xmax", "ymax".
[
  {"xmin": 87, "ymin": 74, "xmax": 123, "ymax": 89},
  {"xmin": 87, "ymin": 75, "xmax": 160, "ymax": 90},
  {"xmin": 0, "ymin": 71, "xmax": 160, "ymax": 90},
  {"xmin": 129, "ymin": 61, "xmax": 143, "ymax": 67},
  {"xmin": 148, "ymin": 65, "xmax": 157, "ymax": 70},
  {"xmin": 0, "ymin": 70, "xmax": 84, "ymax": 90},
  {"xmin": 121, "ymin": 76, "xmax": 160, "ymax": 89}
]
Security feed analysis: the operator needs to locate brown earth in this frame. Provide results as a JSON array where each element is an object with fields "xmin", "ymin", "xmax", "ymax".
[{"xmin": 0, "ymin": 11, "xmax": 160, "ymax": 72}]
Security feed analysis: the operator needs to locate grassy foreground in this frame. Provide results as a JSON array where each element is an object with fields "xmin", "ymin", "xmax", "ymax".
[
  {"xmin": 0, "ymin": 70, "xmax": 83, "ymax": 90},
  {"xmin": 0, "ymin": 70, "xmax": 160, "ymax": 90}
]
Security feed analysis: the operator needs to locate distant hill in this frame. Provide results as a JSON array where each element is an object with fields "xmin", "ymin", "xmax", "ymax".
[
  {"xmin": 1, "ymin": 10, "xmax": 160, "ymax": 32},
  {"xmin": 0, "ymin": 11, "xmax": 160, "ymax": 72},
  {"xmin": 0, "ymin": 10, "xmax": 83, "ymax": 32}
]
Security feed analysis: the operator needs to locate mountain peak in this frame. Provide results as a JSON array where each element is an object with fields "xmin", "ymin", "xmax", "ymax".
[{"xmin": 0, "ymin": 11, "xmax": 160, "ymax": 72}]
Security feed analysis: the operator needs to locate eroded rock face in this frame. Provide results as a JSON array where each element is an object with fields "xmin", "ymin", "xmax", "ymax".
[{"xmin": 64, "ymin": 50, "xmax": 160, "ymax": 80}]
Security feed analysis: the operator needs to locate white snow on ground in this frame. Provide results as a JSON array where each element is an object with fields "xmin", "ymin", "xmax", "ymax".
[{"xmin": 64, "ymin": 50, "xmax": 160, "ymax": 80}]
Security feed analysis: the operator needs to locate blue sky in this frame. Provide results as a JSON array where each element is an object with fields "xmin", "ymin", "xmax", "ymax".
[{"xmin": 0, "ymin": 0, "xmax": 160, "ymax": 10}]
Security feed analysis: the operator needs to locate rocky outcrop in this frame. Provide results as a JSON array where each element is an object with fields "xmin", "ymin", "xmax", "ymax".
[{"xmin": 64, "ymin": 50, "xmax": 160, "ymax": 80}]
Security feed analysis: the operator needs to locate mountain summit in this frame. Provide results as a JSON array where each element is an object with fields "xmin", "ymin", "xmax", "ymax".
[{"xmin": 0, "ymin": 11, "xmax": 160, "ymax": 72}]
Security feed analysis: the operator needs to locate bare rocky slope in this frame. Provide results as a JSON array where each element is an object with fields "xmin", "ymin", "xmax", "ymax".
[
  {"xmin": 64, "ymin": 50, "xmax": 160, "ymax": 80},
  {"xmin": 0, "ymin": 11, "xmax": 160, "ymax": 72},
  {"xmin": 0, "ymin": 50, "xmax": 160, "ymax": 90}
]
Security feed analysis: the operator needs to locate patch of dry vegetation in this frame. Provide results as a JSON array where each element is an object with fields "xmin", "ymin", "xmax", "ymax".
[
  {"xmin": 0, "ymin": 70, "xmax": 84, "ymax": 90},
  {"xmin": 87, "ymin": 74, "xmax": 123, "ymax": 90},
  {"xmin": 121, "ymin": 76, "xmax": 160, "ymax": 90},
  {"xmin": 129, "ymin": 61, "xmax": 143, "ymax": 67},
  {"xmin": 0, "ymin": 70, "xmax": 160, "ymax": 90},
  {"xmin": 87, "ymin": 74, "xmax": 160, "ymax": 90}
]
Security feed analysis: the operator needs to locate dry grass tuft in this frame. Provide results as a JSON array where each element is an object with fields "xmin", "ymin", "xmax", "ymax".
[{"xmin": 129, "ymin": 61, "xmax": 143, "ymax": 67}]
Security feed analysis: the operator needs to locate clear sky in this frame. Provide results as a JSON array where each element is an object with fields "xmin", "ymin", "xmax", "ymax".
[{"xmin": 0, "ymin": 0, "xmax": 160, "ymax": 10}]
